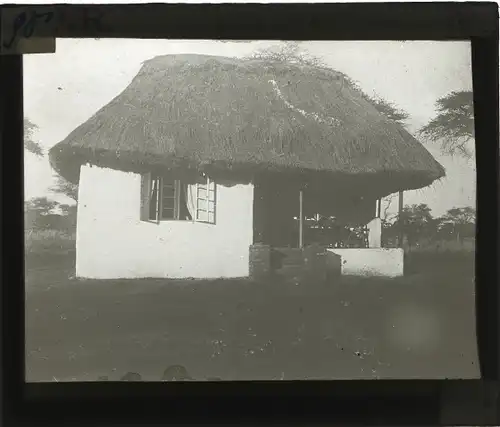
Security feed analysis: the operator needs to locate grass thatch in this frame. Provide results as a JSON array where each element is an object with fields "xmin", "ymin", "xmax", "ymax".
[{"xmin": 49, "ymin": 54, "xmax": 445, "ymax": 197}]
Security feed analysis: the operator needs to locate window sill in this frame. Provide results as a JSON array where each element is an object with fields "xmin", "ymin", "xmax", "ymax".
[{"xmin": 140, "ymin": 219, "xmax": 216, "ymax": 226}]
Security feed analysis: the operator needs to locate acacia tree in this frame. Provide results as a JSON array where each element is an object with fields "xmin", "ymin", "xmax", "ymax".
[{"xmin": 419, "ymin": 90, "xmax": 474, "ymax": 160}]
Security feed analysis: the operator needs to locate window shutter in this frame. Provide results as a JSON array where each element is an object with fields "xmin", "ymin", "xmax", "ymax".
[
  {"xmin": 195, "ymin": 181, "xmax": 208, "ymax": 223},
  {"xmin": 207, "ymin": 179, "xmax": 216, "ymax": 224},
  {"xmin": 195, "ymin": 176, "xmax": 216, "ymax": 224},
  {"xmin": 140, "ymin": 172, "xmax": 151, "ymax": 221}
]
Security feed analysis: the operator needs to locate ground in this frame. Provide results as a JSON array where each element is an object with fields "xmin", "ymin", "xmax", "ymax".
[{"xmin": 25, "ymin": 251, "xmax": 479, "ymax": 382}]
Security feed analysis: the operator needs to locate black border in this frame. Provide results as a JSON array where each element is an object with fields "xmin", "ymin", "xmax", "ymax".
[
  {"xmin": 6, "ymin": 3, "xmax": 499, "ymax": 40},
  {"xmin": 1, "ymin": 2, "xmax": 498, "ymax": 426}
]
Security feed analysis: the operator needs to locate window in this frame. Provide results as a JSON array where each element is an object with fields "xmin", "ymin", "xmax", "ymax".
[{"xmin": 140, "ymin": 173, "xmax": 216, "ymax": 224}]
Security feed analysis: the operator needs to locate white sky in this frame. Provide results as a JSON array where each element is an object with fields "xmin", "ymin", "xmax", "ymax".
[{"xmin": 24, "ymin": 39, "xmax": 476, "ymax": 217}]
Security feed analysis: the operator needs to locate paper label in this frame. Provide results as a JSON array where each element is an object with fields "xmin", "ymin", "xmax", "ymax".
[{"xmin": 1, "ymin": 7, "xmax": 56, "ymax": 54}]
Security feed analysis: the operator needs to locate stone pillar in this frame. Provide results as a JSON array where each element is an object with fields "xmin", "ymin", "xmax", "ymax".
[
  {"xmin": 249, "ymin": 244, "xmax": 271, "ymax": 280},
  {"xmin": 367, "ymin": 217, "xmax": 382, "ymax": 248}
]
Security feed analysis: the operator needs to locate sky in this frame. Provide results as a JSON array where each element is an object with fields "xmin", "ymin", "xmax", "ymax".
[{"xmin": 24, "ymin": 39, "xmax": 476, "ymax": 217}]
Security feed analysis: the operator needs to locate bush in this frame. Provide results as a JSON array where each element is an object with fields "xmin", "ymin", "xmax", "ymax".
[
  {"xmin": 25, "ymin": 229, "xmax": 76, "ymax": 256},
  {"xmin": 407, "ymin": 238, "xmax": 475, "ymax": 253}
]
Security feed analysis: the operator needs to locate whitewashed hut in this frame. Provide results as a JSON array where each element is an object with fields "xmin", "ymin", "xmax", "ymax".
[{"xmin": 49, "ymin": 54, "xmax": 445, "ymax": 279}]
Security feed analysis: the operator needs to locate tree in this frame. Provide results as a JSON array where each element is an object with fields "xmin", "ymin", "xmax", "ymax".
[
  {"xmin": 25, "ymin": 196, "xmax": 59, "ymax": 215},
  {"xmin": 24, "ymin": 117, "xmax": 79, "ymax": 202},
  {"xmin": 437, "ymin": 206, "xmax": 476, "ymax": 244},
  {"xmin": 246, "ymin": 41, "xmax": 327, "ymax": 68},
  {"xmin": 25, "ymin": 198, "xmax": 78, "ymax": 232},
  {"xmin": 24, "ymin": 116, "xmax": 79, "ymax": 202},
  {"xmin": 24, "ymin": 118, "xmax": 44, "ymax": 157},
  {"xmin": 245, "ymin": 42, "xmax": 409, "ymax": 127},
  {"xmin": 56, "ymin": 204, "xmax": 78, "ymax": 233},
  {"xmin": 59, "ymin": 204, "xmax": 77, "ymax": 216},
  {"xmin": 397, "ymin": 203, "xmax": 436, "ymax": 250},
  {"xmin": 418, "ymin": 90, "xmax": 474, "ymax": 160},
  {"xmin": 49, "ymin": 175, "xmax": 79, "ymax": 202},
  {"xmin": 25, "ymin": 197, "xmax": 60, "ymax": 230}
]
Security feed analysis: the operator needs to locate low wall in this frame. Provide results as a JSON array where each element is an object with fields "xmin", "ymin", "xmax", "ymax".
[{"xmin": 327, "ymin": 248, "xmax": 404, "ymax": 278}]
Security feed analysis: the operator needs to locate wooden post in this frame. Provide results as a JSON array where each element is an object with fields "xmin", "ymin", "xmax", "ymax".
[
  {"xmin": 299, "ymin": 189, "xmax": 304, "ymax": 249},
  {"xmin": 398, "ymin": 191, "xmax": 404, "ymax": 248},
  {"xmin": 377, "ymin": 198, "xmax": 382, "ymax": 218}
]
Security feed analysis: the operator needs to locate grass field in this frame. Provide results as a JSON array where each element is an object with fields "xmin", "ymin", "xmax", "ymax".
[
  {"xmin": 25, "ymin": 247, "xmax": 479, "ymax": 382},
  {"xmin": 25, "ymin": 229, "xmax": 76, "ymax": 256}
]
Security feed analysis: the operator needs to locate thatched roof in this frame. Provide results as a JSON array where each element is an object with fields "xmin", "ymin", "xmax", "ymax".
[{"xmin": 49, "ymin": 54, "xmax": 445, "ymax": 198}]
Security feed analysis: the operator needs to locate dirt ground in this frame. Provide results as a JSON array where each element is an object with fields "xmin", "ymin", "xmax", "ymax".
[{"xmin": 25, "ymin": 252, "xmax": 479, "ymax": 382}]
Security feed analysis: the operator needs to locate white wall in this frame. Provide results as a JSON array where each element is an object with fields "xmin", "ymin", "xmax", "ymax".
[
  {"xmin": 76, "ymin": 164, "xmax": 254, "ymax": 279},
  {"xmin": 327, "ymin": 248, "xmax": 404, "ymax": 278}
]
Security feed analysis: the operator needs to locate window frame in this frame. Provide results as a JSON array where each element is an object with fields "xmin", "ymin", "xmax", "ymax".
[{"xmin": 141, "ymin": 173, "xmax": 216, "ymax": 225}]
